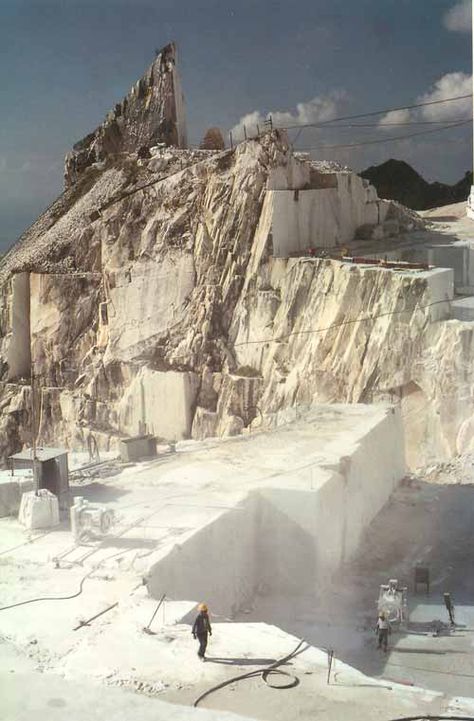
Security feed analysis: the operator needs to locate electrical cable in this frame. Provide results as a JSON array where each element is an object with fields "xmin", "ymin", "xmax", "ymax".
[
  {"xmin": 279, "ymin": 93, "xmax": 472, "ymax": 130},
  {"xmin": 294, "ymin": 119, "xmax": 471, "ymax": 152},
  {"xmin": 388, "ymin": 717, "xmax": 474, "ymax": 721},
  {"xmin": 193, "ymin": 639, "xmax": 309, "ymax": 707},
  {"xmin": 0, "ymin": 568, "xmax": 93, "ymax": 612},
  {"xmin": 299, "ymin": 119, "xmax": 470, "ymax": 128},
  {"xmin": 95, "ymin": 148, "xmax": 231, "ymax": 215},
  {"xmin": 233, "ymin": 296, "xmax": 450, "ymax": 347}
]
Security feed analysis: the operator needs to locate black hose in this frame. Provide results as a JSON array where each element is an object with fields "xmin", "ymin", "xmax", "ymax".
[
  {"xmin": 193, "ymin": 639, "xmax": 308, "ymax": 708},
  {"xmin": 0, "ymin": 570, "xmax": 92, "ymax": 612},
  {"xmin": 389, "ymin": 717, "xmax": 474, "ymax": 721}
]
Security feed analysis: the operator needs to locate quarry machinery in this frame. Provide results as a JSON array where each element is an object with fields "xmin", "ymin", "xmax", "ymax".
[
  {"xmin": 377, "ymin": 578, "xmax": 408, "ymax": 627},
  {"xmin": 70, "ymin": 496, "xmax": 115, "ymax": 542}
]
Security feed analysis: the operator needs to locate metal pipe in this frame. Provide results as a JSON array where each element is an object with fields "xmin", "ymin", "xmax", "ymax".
[
  {"xmin": 144, "ymin": 593, "xmax": 166, "ymax": 631},
  {"xmin": 73, "ymin": 601, "xmax": 118, "ymax": 631}
]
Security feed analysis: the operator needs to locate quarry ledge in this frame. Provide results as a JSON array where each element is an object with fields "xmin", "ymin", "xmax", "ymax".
[
  {"xmin": 143, "ymin": 403, "xmax": 406, "ymax": 617},
  {"xmin": 0, "ymin": 404, "xmax": 441, "ymax": 721}
]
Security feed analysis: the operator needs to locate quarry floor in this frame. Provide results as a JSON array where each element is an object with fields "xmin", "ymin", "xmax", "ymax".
[
  {"xmin": 353, "ymin": 200, "xmax": 474, "ymax": 261},
  {"xmin": 1, "ymin": 408, "xmax": 474, "ymax": 720}
]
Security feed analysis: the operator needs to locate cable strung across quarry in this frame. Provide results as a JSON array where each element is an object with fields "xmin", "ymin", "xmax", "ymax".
[
  {"xmin": 193, "ymin": 639, "xmax": 309, "ymax": 708},
  {"xmin": 279, "ymin": 93, "xmax": 473, "ymax": 130},
  {"xmin": 297, "ymin": 119, "xmax": 471, "ymax": 152},
  {"xmin": 233, "ymin": 297, "xmax": 453, "ymax": 347}
]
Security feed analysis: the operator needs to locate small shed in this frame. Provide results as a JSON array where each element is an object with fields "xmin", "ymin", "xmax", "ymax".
[
  {"xmin": 119, "ymin": 435, "xmax": 157, "ymax": 463},
  {"xmin": 8, "ymin": 447, "xmax": 70, "ymax": 510}
]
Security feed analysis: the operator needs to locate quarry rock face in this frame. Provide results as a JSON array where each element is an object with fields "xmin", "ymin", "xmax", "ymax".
[
  {"xmin": 64, "ymin": 42, "xmax": 187, "ymax": 188},
  {"xmin": 0, "ymin": 49, "xmax": 472, "ymax": 468}
]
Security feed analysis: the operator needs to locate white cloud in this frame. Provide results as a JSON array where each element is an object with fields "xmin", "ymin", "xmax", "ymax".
[
  {"xmin": 230, "ymin": 91, "xmax": 347, "ymax": 140},
  {"xmin": 378, "ymin": 71, "xmax": 472, "ymax": 128},
  {"xmin": 418, "ymin": 72, "xmax": 472, "ymax": 121},
  {"xmin": 443, "ymin": 0, "xmax": 471, "ymax": 32},
  {"xmin": 378, "ymin": 109, "xmax": 411, "ymax": 129}
]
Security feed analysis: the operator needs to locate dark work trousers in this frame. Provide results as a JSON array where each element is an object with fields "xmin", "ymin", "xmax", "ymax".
[
  {"xmin": 197, "ymin": 632, "xmax": 208, "ymax": 658},
  {"xmin": 377, "ymin": 629, "xmax": 389, "ymax": 650}
]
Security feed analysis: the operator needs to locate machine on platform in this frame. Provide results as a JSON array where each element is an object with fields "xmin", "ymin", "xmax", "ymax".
[
  {"xmin": 377, "ymin": 578, "xmax": 408, "ymax": 627},
  {"xmin": 70, "ymin": 496, "xmax": 115, "ymax": 542}
]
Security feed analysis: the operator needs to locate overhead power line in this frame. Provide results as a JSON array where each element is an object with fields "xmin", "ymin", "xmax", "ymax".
[
  {"xmin": 300, "ymin": 118, "xmax": 471, "ymax": 128},
  {"xmin": 279, "ymin": 93, "xmax": 473, "ymax": 130},
  {"xmin": 295, "ymin": 118, "xmax": 471, "ymax": 152}
]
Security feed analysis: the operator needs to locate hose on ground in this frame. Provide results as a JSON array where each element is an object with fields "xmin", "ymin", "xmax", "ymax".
[
  {"xmin": 388, "ymin": 717, "xmax": 474, "ymax": 721},
  {"xmin": 193, "ymin": 639, "xmax": 308, "ymax": 708},
  {"xmin": 0, "ymin": 570, "xmax": 93, "ymax": 612}
]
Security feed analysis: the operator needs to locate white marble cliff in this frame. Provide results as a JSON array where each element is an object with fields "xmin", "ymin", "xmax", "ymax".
[{"xmin": 0, "ymin": 46, "xmax": 472, "ymax": 469}]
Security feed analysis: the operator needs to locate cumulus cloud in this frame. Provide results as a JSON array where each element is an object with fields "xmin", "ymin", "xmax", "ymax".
[
  {"xmin": 378, "ymin": 71, "xmax": 472, "ymax": 129},
  {"xmin": 230, "ymin": 91, "xmax": 347, "ymax": 140},
  {"xmin": 443, "ymin": 0, "xmax": 471, "ymax": 32},
  {"xmin": 418, "ymin": 72, "xmax": 472, "ymax": 121},
  {"xmin": 378, "ymin": 109, "xmax": 411, "ymax": 127}
]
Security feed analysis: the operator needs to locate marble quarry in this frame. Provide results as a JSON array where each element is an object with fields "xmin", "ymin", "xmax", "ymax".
[{"xmin": 0, "ymin": 44, "xmax": 473, "ymax": 473}]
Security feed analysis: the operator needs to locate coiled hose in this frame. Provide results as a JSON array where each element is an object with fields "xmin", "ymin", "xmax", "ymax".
[{"xmin": 193, "ymin": 638, "xmax": 309, "ymax": 707}]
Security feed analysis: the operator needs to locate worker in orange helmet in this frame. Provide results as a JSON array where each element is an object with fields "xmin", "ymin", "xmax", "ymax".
[{"xmin": 192, "ymin": 602, "xmax": 212, "ymax": 660}]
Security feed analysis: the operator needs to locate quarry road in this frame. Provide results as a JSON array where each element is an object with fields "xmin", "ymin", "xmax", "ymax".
[{"xmin": 234, "ymin": 475, "xmax": 474, "ymax": 698}]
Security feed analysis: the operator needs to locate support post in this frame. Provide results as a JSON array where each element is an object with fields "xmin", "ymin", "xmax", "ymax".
[
  {"xmin": 468, "ymin": 0, "xmax": 474, "ymax": 218},
  {"xmin": 327, "ymin": 649, "xmax": 334, "ymax": 684},
  {"xmin": 30, "ymin": 368, "xmax": 39, "ymax": 495}
]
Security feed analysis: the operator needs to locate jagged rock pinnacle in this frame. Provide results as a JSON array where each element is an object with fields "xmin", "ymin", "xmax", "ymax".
[{"xmin": 64, "ymin": 42, "xmax": 187, "ymax": 188}]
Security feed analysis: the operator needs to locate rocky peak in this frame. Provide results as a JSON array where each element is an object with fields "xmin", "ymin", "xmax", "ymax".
[{"xmin": 64, "ymin": 42, "xmax": 187, "ymax": 188}]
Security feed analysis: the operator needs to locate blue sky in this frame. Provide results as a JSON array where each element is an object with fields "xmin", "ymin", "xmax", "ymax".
[{"xmin": 0, "ymin": 0, "xmax": 472, "ymax": 250}]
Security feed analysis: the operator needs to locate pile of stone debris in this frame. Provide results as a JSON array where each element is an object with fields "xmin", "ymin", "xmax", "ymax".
[{"xmin": 418, "ymin": 453, "xmax": 474, "ymax": 485}]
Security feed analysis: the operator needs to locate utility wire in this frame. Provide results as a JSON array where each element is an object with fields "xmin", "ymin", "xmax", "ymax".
[
  {"xmin": 280, "ymin": 93, "xmax": 472, "ymax": 130},
  {"xmin": 233, "ymin": 295, "xmax": 449, "ymax": 348},
  {"xmin": 296, "ymin": 118, "xmax": 471, "ymax": 128},
  {"xmin": 295, "ymin": 119, "xmax": 471, "ymax": 152}
]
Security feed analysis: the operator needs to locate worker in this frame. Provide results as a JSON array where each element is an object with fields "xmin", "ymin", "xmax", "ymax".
[
  {"xmin": 443, "ymin": 592, "xmax": 455, "ymax": 626},
  {"xmin": 375, "ymin": 612, "xmax": 391, "ymax": 652},
  {"xmin": 192, "ymin": 602, "xmax": 212, "ymax": 660}
]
